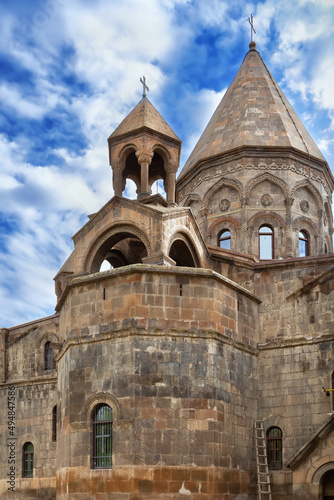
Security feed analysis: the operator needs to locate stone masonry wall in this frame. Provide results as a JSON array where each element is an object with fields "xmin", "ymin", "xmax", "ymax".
[
  {"xmin": 0, "ymin": 382, "xmax": 57, "ymax": 499},
  {"xmin": 56, "ymin": 332, "xmax": 258, "ymax": 499}
]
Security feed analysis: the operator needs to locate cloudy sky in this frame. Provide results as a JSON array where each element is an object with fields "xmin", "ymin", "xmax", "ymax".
[{"xmin": 0, "ymin": 0, "xmax": 334, "ymax": 328}]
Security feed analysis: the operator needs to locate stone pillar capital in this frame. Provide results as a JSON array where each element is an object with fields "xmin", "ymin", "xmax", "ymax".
[
  {"xmin": 135, "ymin": 150, "xmax": 153, "ymax": 165},
  {"xmin": 285, "ymin": 197, "xmax": 294, "ymax": 207},
  {"xmin": 112, "ymin": 159, "xmax": 125, "ymax": 171},
  {"xmin": 165, "ymin": 161, "xmax": 178, "ymax": 174}
]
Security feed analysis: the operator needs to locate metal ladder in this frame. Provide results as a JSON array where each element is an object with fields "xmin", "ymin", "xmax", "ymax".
[{"xmin": 254, "ymin": 420, "xmax": 272, "ymax": 499}]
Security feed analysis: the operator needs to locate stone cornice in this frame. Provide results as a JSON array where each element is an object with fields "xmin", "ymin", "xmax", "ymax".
[
  {"xmin": 0, "ymin": 374, "xmax": 57, "ymax": 389},
  {"xmin": 55, "ymin": 263, "xmax": 261, "ymax": 312},
  {"xmin": 56, "ymin": 327, "xmax": 259, "ymax": 362},
  {"xmin": 176, "ymin": 146, "xmax": 334, "ymax": 202}
]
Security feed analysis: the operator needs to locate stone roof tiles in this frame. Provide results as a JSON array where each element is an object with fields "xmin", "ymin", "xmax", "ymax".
[
  {"xmin": 108, "ymin": 96, "xmax": 180, "ymax": 143},
  {"xmin": 179, "ymin": 44, "xmax": 326, "ymax": 179}
]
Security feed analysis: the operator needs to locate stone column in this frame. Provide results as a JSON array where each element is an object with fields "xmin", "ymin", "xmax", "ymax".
[
  {"xmin": 136, "ymin": 150, "xmax": 153, "ymax": 199},
  {"xmin": 0, "ymin": 328, "xmax": 9, "ymax": 383},
  {"xmin": 319, "ymin": 209, "xmax": 325, "ymax": 254},
  {"xmin": 240, "ymin": 196, "xmax": 248, "ymax": 254},
  {"xmin": 199, "ymin": 208, "xmax": 208, "ymax": 240},
  {"xmin": 165, "ymin": 162, "xmax": 178, "ymax": 204},
  {"xmin": 284, "ymin": 197, "xmax": 294, "ymax": 258},
  {"xmin": 112, "ymin": 159, "xmax": 124, "ymax": 197}
]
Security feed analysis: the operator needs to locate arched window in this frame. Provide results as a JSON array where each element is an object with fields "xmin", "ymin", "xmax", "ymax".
[
  {"xmin": 299, "ymin": 230, "xmax": 309, "ymax": 257},
  {"xmin": 259, "ymin": 225, "xmax": 274, "ymax": 259},
  {"xmin": 23, "ymin": 442, "xmax": 34, "ymax": 477},
  {"xmin": 218, "ymin": 230, "xmax": 231, "ymax": 250},
  {"xmin": 92, "ymin": 404, "xmax": 113, "ymax": 469},
  {"xmin": 267, "ymin": 427, "xmax": 283, "ymax": 469},
  {"xmin": 44, "ymin": 341, "xmax": 54, "ymax": 371},
  {"xmin": 52, "ymin": 405, "xmax": 57, "ymax": 442}
]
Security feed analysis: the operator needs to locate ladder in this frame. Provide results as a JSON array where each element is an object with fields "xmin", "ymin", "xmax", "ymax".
[{"xmin": 254, "ymin": 420, "xmax": 272, "ymax": 499}]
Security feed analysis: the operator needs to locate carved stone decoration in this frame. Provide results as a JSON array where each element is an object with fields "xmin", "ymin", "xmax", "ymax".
[
  {"xmin": 219, "ymin": 199, "xmax": 230, "ymax": 212},
  {"xmin": 300, "ymin": 200, "xmax": 309, "ymax": 213},
  {"xmin": 261, "ymin": 194, "xmax": 273, "ymax": 206}
]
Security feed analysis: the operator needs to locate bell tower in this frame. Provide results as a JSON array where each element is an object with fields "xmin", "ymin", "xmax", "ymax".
[{"xmin": 108, "ymin": 79, "xmax": 181, "ymax": 204}]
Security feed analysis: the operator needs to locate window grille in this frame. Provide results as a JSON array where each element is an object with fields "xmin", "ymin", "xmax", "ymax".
[
  {"xmin": 267, "ymin": 427, "xmax": 282, "ymax": 469},
  {"xmin": 23, "ymin": 442, "xmax": 34, "ymax": 477},
  {"xmin": 92, "ymin": 404, "xmax": 113, "ymax": 469}
]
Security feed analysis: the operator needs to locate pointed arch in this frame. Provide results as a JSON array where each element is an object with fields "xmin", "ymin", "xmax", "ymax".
[
  {"xmin": 203, "ymin": 178, "xmax": 243, "ymax": 209},
  {"xmin": 291, "ymin": 179, "xmax": 322, "ymax": 208},
  {"xmin": 245, "ymin": 172, "xmax": 290, "ymax": 199}
]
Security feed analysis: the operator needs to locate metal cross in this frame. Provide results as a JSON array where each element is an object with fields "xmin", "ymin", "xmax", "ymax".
[
  {"xmin": 140, "ymin": 76, "xmax": 149, "ymax": 98},
  {"xmin": 248, "ymin": 14, "xmax": 256, "ymax": 42}
]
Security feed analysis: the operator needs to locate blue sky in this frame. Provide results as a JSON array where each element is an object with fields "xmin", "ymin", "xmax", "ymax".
[{"xmin": 1, "ymin": 0, "xmax": 334, "ymax": 327}]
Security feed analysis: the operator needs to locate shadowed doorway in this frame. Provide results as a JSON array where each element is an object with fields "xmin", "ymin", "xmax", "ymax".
[{"xmin": 322, "ymin": 470, "xmax": 334, "ymax": 500}]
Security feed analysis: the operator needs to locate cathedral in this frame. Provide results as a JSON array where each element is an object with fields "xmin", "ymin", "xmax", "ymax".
[{"xmin": 1, "ymin": 39, "xmax": 334, "ymax": 500}]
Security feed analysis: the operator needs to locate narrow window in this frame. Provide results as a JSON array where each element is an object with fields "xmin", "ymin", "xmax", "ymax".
[
  {"xmin": 218, "ymin": 229, "xmax": 231, "ymax": 250},
  {"xmin": 92, "ymin": 404, "xmax": 113, "ymax": 469},
  {"xmin": 267, "ymin": 427, "xmax": 283, "ymax": 469},
  {"xmin": 259, "ymin": 225, "xmax": 274, "ymax": 259},
  {"xmin": 299, "ymin": 230, "xmax": 309, "ymax": 257},
  {"xmin": 52, "ymin": 405, "xmax": 57, "ymax": 442},
  {"xmin": 44, "ymin": 341, "xmax": 54, "ymax": 371},
  {"xmin": 23, "ymin": 442, "xmax": 34, "ymax": 477}
]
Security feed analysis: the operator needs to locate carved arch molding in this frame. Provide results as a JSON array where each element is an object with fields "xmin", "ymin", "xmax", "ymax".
[
  {"xmin": 83, "ymin": 223, "xmax": 152, "ymax": 273},
  {"xmin": 178, "ymin": 161, "xmax": 330, "ymax": 203}
]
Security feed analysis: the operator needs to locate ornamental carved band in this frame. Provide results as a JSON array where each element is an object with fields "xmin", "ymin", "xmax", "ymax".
[{"xmin": 135, "ymin": 150, "xmax": 153, "ymax": 165}]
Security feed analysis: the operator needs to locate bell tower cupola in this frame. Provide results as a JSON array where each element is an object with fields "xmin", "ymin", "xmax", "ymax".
[{"xmin": 108, "ymin": 77, "xmax": 181, "ymax": 204}]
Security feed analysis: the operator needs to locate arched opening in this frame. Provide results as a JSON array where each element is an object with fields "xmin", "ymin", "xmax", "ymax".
[
  {"xmin": 124, "ymin": 178, "xmax": 138, "ymax": 199},
  {"xmin": 299, "ymin": 230, "xmax": 309, "ymax": 257},
  {"xmin": 44, "ymin": 341, "xmax": 55, "ymax": 371},
  {"xmin": 120, "ymin": 151, "xmax": 167, "ymax": 200},
  {"xmin": 267, "ymin": 427, "xmax": 283, "ymax": 470},
  {"xmin": 259, "ymin": 225, "xmax": 274, "ymax": 259},
  {"xmin": 122, "ymin": 151, "xmax": 140, "ymax": 196},
  {"xmin": 321, "ymin": 469, "xmax": 334, "ymax": 499},
  {"xmin": 23, "ymin": 442, "xmax": 34, "ymax": 477},
  {"xmin": 90, "ymin": 231, "xmax": 148, "ymax": 274},
  {"xmin": 218, "ymin": 229, "xmax": 231, "ymax": 250},
  {"xmin": 149, "ymin": 152, "xmax": 166, "ymax": 191},
  {"xmin": 52, "ymin": 405, "xmax": 57, "ymax": 442},
  {"xmin": 151, "ymin": 179, "xmax": 167, "ymax": 198},
  {"xmin": 169, "ymin": 239, "xmax": 196, "ymax": 267},
  {"xmin": 92, "ymin": 404, "xmax": 113, "ymax": 469}
]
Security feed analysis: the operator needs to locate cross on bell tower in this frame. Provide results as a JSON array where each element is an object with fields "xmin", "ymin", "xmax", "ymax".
[
  {"xmin": 248, "ymin": 14, "xmax": 256, "ymax": 42},
  {"xmin": 140, "ymin": 76, "xmax": 149, "ymax": 98}
]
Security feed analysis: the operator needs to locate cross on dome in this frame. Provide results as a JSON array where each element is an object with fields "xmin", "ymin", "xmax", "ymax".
[
  {"xmin": 248, "ymin": 13, "xmax": 256, "ymax": 43},
  {"xmin": 140, "ymin": 76, "xmax": 149, "ymax": 98}
]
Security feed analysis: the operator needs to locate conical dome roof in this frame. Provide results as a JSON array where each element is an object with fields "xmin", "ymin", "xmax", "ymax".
[
  {"xmin": 179, "ymin": 44, "xmax": 325, "ymax": 179},
  {"xmin": 108, "ymin": 96, "xmax": 180, "ymax": 143}
]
